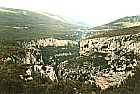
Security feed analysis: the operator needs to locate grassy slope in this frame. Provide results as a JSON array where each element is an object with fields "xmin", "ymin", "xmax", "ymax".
[
  {"xmin": 0, "ymin": 7, "xmax": 79, "ymax": 40},
  {"xmin": 90, "ymin": 16, "xmax": 140, "ymax": 30},
  {"xmin": 0, "ymin": 7, "xmax": 80, "ymax": 58},
  {"xmin": 86, "ymin": 25, "xmax": 140, "ymax": 39}
]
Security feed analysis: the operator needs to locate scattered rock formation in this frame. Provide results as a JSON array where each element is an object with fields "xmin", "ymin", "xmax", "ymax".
[
  {"xmin": 19, "ymin": 64, "xmax": 57, "ymax": 81},
  {"xmin": 22, "ymin": 37, "xmax": 78, "ymax": 48},
  {"xmin": 80, "ymin": 33, "xmax": 140, "ymax": 56},
  {"xmin": 59, "ymin": 33, "xmax": 140, "ymax": 90}
]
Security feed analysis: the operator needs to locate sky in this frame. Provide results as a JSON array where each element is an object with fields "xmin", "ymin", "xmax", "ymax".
[{"xmin": 0, "ymin": 0, "xmax": 140, "ymax": 26}]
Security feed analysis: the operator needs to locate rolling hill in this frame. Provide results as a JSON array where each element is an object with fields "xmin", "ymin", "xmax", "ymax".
[
  {"xmin": 86, "ymin": 25, "xmax": 140, "ymax": 39},
  {"xmin": 90, "ymin": 15, "xmax": 140, "ymax": 31},
  {"xmin": 0, "ymin": 7, "xmax": 81, "ymax": 40}
]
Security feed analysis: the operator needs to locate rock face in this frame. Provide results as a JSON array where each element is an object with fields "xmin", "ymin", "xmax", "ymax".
[
  {"xmin": 19, "ymin": 64, "xmax": 58, "ymax": 81},
  {"xmin": 2, "ymin": 47, "xmax": 43, "ymax": 65},
  {"xmin": 1, "ymin": 37, "xmax": 79, "ymax": 82},
  {"xmin": 3, "ymin": 37, "xmax": 78, "ymax": 81},
  {"xmin": 19, "ymin": 38, "xmax": 78, "ymax": 81},
  {"xmin": 36, "ymin": 64, "xmax": 58, "ymax": 81},
  {"xmin": 2, "ymin": 37, "xmax": 78, "ymax": 64},
  {"xmin": 22, "ymin": 38, "xmax": 78, "ymax": 48},
  {"xmin": 80, "ymin": 33, "xmax": 140, "ymax": 56},
  {"xmin": 59, "ymin": 33, "xmax": 140, "ymax": 90},
  {"xmin": 23, "ymin": 48, "xmax": 43, "ymax": 64}
]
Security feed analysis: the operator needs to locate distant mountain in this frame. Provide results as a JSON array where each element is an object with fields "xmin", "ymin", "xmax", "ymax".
[
  {"xmin": 90, "ymin": 15, "xmax": 140, "ymax": 31},
  {"xmin": 0, "ymin": 7, "xmax": 82, "ymax": 40},
  {"xmin": 38, "ymin": 12, "xmax": 88, "ymax": 27}
]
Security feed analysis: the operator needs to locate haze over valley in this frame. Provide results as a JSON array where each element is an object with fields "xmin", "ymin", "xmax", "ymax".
[{"xmin": 0, "ymin": 0, "xmax": 140, "ymax": 93}]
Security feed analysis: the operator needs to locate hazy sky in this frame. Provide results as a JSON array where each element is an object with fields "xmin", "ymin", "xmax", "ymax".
[{"xmin": 0, "ymin": 0, "xmax": 140, "ymax": 26}]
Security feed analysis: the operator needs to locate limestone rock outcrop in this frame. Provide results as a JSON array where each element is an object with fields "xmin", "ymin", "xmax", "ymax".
[
  {"xmin": 80, "ymin": 33, "xmax": 140, "ymax": 56},
  {"xmin": 59, "ymin": 33, "xmax": 140, "ymax": 90}
]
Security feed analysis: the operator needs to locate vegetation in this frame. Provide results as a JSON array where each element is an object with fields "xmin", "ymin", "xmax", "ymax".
[
  {"xmin": 64, "ymin": 52, "xmax": 108, "ymax": 70},
  {"xmin": 102, "ymin": 66, "xmax": 140, "ymax": 94},
  {"xmin": 90, "ymin": 15, "xmax": 140, "ymax": 30},
  {"xmin": 0, "ymin": 7, "xmax": 140, "ymax": 94},
  {"xmin": 0, "ymin": 40, "xmax": 24, "ymax": 59},
  {"xmin": 0, "ymin": 60, "xmax": 140, "ymax": 94},
  {"xmin": 87, "ymin": 25, "xmax": 140, "ymax": 39},
  {"xmin": 0, "ymin": 63, "xmax": 98, "ymax": 94},
  {"xmin": 0, "ymin": 7, "xmax": 80, "ymax": 40}
]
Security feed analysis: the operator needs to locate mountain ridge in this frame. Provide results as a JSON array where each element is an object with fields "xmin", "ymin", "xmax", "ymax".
[
  {"xmin": 90, "ymin": 15, "xmax": 140, "ymax": 31},
  {"xmin": 0, "ymin": 7, "xmax": 83, "ymax": 40}
]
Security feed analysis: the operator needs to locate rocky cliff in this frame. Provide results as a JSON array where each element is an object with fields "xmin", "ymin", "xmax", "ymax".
[
  {"xmin": 80, "ymin": 33, "xmax": 140, "ymax": 56},
  {"xmin": 22, "ymin": 38, "xmax": 78, "ymax": 48},
  {"xmin": 2, "ymin": 37, "xmax": 78, "ymax": 64},
  {"xmin": 2, "ymin": 37, "xmax": 79, "ymax": 82},
  {"xmin": 59, "ymin": 33, "xmax": 140, "ymax": 89}
]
